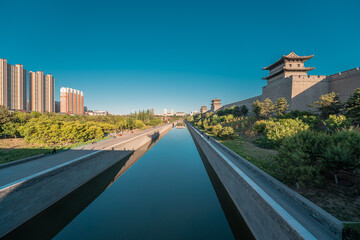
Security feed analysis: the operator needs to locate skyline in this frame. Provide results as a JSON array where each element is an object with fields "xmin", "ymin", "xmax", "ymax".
[{"xmin": 1, "ymin": 0, "xmax": 360, "ymax": 114}]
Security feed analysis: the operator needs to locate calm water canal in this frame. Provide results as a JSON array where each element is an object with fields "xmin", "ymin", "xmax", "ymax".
[
  {"xmin": 53, "ymin": 127, "xmax": 234, "ymax": 239},
  {"xmin": 6, "ymin": 126, "xmax": 255, "ymax": 239}
]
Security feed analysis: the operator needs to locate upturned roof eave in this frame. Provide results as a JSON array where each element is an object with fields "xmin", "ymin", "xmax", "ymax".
[{"xmin": 262, "ymin": 54, "xmax": 315, "ymax": 70}]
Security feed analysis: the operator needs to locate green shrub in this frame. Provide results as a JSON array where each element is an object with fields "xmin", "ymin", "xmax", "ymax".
[
  {"xmin": 343, "ymin": 223, "xmax": 360, "ymax": 240},
  {"xmin": 323, "ymin": 114, "xmax": 351, "ymax": 131},
  {"xmin": 212, "ymin": 124, "xmax": 223, "ymax": 136},
  {"xmin": 276, "ymin": 130, "xmax": 360, "ymax": 186},
  {"xmin": 218, "ymin": 127, "xmax": 235, "ymax": 139},
  {"xmin": 253, "ymin": 120, "xmax": 267, "ymax": 133},
  {"xmin": 254, "ymin": 118, "xmax": 309, "ymax": 145},
  {"xmin": 297, "ymin": 115, "xmax": 322, "ymax": 130},
  {"xmin": 276, "ymin": 131, "xmax": 327, "ymax": 187},
  {"xmin": 322, "ymin": 130, "xmax": 360, "ymax": 175},
  {"xmin": 134, "ymin": 120, "xmax": 145, "ymax": 129}
]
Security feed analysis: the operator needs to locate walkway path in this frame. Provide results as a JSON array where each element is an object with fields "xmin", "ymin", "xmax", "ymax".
[{"xmin": 0, "ymin": 127, "xmax": 163, "ymax": 188}]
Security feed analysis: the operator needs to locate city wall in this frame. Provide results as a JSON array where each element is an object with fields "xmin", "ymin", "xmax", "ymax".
[
  {"xmin": 219, "ymin": 67, "xmax": 359, "ymax": 112},
  {"xmin": 329, "ymin": 67, "xmax": 360, "ymax": 103},
  {"xmin": 0, "ymin": 124, "xmax": 173, "ymax": 238},
  {"xmin": 220, "ymin": 95, "xmax": 261, "ymax": 111},
  {"xmin": 187, "ymin": 122, "xmax": 342, "ymax": 240}
]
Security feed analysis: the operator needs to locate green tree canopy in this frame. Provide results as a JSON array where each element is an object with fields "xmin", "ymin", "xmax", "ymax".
[
  {"xmin": 345, "ymin": 88, "xmax": 360, "ymax": 121},
  {"xmin": 275, "ymin": 97, "xmax": 289, "ymax": 116},
  {"xmin": 240, "ymin": 105, "xmax": 249, "ymax": 116},
  {"xmin": 260, "ymin": 98, "xmax": 275, "ymax": 119},
  {"xmin": 310, "ymin": 92, "xmax": 342, "ymax": 119}
]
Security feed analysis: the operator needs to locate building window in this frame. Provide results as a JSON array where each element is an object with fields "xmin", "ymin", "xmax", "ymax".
[
  {"xmin": 298, "ymin": 64, "xmax": 300, "ymax": 67},
  {"xmin": 289, "ymin": 64, "xmax": 292, "ymax": 67}
]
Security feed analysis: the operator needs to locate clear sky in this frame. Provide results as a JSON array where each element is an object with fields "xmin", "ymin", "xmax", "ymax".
[{"xmin": 1, "ymin": 0, "xmax": 360, "ymax": 114}]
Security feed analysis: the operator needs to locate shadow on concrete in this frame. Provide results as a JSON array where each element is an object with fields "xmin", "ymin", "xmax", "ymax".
[
  {"xmin": 2, "ymin": 130, "xmax": 166, "ymax": 240},
  {"xmin": 288, "ymin": 77, "xmax": 329, "ymax": 111},
  {"xmin": 189, "ymin": 130, "xmax": 255, "ymax": 240}
]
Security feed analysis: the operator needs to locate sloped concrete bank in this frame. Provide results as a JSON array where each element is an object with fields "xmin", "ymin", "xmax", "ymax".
[
  {"xmin": 187, "ymin": 122, "xmax": 342, "ymax": 240},
  {"xmin": 0, "ymin": 124, "xmax": 173, "ymax": 238}
]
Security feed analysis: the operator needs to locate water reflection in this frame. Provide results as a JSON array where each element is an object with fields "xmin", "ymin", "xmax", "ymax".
[{"xmin": 191, "ymin": 136, "xmax": 255, "ymax": 240}]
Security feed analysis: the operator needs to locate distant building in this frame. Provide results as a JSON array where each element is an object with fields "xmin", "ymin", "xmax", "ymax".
[
  {"xmin": 190, "ymin": 110, "xmax": 199, "ymax": 116},
  {"xmin": 163, "ymin": 108, "xmax": 167, "ymax": 115},
  {"xmin": 200, "ymin": 106, "xmax": 207, "ymax": 114},
  {"xmin": 175, "ymin": 112, "xmax": 186, "ymax": 116},
  {"xmin": 60, "ymin": 87, "xmax": 84, "ymax": 114},
  {"xmin": 170, "ymin": 109, "xmax": 174, "ymax": 114},
  {"xmin": 84, "ymin": 106, "xmax": 88, "ymax": 113},
  {"xmin": 87, "ymin": 110, "xmax": 109, "ymax": 116},
  {"xmin": 55, "ymin": 101, "xmax": 60, "ymax": 113}
]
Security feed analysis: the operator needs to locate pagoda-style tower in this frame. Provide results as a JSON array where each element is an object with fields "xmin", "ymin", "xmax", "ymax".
[
  {"xmin": 262, "ymin": 51, "xmax": 315, "ymax": 82},
  {"xmin": 200, "ymin": 105, "xmax": 207, "ymax": 114},
  {"xmin": 211, "ymin": 98, "xmax": 221, "ymax": 112}
]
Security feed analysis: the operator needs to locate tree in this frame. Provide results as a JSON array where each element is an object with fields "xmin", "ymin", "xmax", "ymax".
[
  {"xmin": 212, "ymin": 124, "xmax": 223, "ymax": 136},
  {"xmin": 275, "ymin": 97, "xmax": 289, "ymax": 116},
  {"xmin": 2, "ymin": 122, "xmax": 20, "ymax": 138},
  {"xmin": 310, "ymin": 92, "xmax": 342, "ymax": 119},
  {"xmin": 345, "ymin": 88, "xmax": 360, "ymax": 121},
  {"xmin": 31, "ymin": 111, "xmax": 42, "ymax": 118},
  {"xmin": 260, "ymin": 98, "xmax": 275, "ymax": 119},
  {"xmin": 232, "ymin": 106, "xmax": 241, "ymax": 118},
  {"xmin": 252, "ymin": 100, "xmax": 262, "ymax": 118},
  {"xmin": 218, "ymin": 127, "xmax": 235, "ymax": 139},
  {"xmin": 240, "ymin": 105, "xmax": 249, "ymax": 116},
  {"xmin": 0, "ymin": 105, "xmax": 12, "ymax": 125}
]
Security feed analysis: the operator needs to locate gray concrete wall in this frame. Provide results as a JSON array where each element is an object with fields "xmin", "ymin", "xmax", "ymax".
[
  {"xmin": 187, "ymin": 123, "xmax": 342, "ymax": 240},
  {"xmin": 0, "ymin": 124, "xmax": 173, "ymax": 238}
]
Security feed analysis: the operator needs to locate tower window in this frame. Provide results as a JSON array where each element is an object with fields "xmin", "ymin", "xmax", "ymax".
[
  {"xmin": 289, "ymin": 64, "xmax": 292, "ymax": 67},
  {"xmin": 298, "ymin": 64, "xmax": 300, "ymax": 67}
]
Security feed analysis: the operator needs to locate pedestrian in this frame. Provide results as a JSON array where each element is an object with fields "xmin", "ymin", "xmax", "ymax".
[
  {"xmin": 52, "ymin": 147, "xmax": 57, "ymax": 155},
  {"xmin": 208, "ymin": 136, "xmax": 210, "ymax": 141}
]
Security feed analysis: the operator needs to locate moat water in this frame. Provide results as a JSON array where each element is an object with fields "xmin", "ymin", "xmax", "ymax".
[{"xmin": 6, "ymin": 127, "xmax": 253, "ymax": 239}]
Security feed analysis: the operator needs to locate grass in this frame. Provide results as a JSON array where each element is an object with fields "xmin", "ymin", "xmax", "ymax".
[
  {"xmin": 0, "ymin": 137, "xmax": 110, "ymax": 165},
  {"xmin": 218, "ymin": 137, "xmax": 277, "ymax": 176},
  {"xmin": 343, "ymin": 223, "xmax": 360, "ymax": 240}
]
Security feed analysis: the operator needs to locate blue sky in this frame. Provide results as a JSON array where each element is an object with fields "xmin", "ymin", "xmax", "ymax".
[{"xmin": 1, "ymin": 0, "xmax": 359, "ymax": 114}]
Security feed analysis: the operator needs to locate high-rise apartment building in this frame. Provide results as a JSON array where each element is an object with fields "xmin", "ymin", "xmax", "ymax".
[
  {"xmin": 29, "ymin": 71, "xmax": 45, "ymax": 112},
  {"xmin": 29, "ymin": 71, "xmax": 55, "ymax": 113},
  {"xmin": 12, "ymin": 64, "xmax": 27, "ymax": 110},
  {"xmin": 0, "ymin": 59, "xmax": 10, "ymax": 108},
  {"xmin": 45, "ymin": 74, "xmax": 55, "ymax": 112},
  {"xmin": 60, "ymin": 87, "xmax": 84, "ymax": 114},
  {"xmin": 0, "ymin": 59, "xmax": 27, "ymax": 110},
  {"xmin": 1, "ymin": 58, "xmax": 54, "ymax": 112}
]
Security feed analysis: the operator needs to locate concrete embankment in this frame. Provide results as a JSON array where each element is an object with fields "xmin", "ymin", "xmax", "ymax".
[
  {"xmin": 187, "ymin": 122, "xmax": 342, "ymax": 240},
  {"xmin": 0, "ymin": 124, "xmax": 173, "ymax": 238}
]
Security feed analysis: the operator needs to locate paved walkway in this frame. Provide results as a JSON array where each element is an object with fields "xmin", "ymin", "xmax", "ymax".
[{"xmin": 0, "ymin": 127, "xmax": 163, "ymax": 188}]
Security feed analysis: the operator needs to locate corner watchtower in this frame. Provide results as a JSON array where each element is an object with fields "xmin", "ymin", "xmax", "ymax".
[
  {"xmin": 211, "ymin": 98, "xmax": 221, "ymax": 112},
  {"xmin": 262, "ymin": 51, "xmax": 315, "ymax": 82}
]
